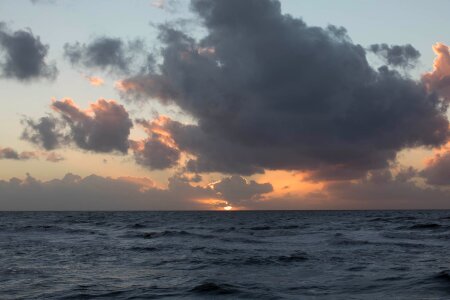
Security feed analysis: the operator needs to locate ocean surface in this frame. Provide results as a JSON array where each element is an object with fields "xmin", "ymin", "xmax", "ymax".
[{"xmin": 1, "ymin": 211, "xmax": 450, "ymax": 299}]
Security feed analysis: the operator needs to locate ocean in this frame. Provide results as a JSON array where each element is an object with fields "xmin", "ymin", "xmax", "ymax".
[{"xmin": 1, "ymin": 211, "xmax": 450, "ymax": 299}]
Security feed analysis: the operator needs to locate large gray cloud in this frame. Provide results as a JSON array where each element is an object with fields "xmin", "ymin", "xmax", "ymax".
[
  {"xmin": 22, "ymin": 99, "xmax": 133, "ymax": 154},
  {"xmin": 64, "ymin": 37, "xmax": 148, "ymax": 75},
  {"xmin": 0, "ymin": 22, "xmax": 57, "ymax": 81},
  {"xmin": 369, "ymin": 43, "xmax": 420, "ymax": 68},
  {"xmin": 119, "ymin": 0, "xmax": 449, "ymax": 180}
]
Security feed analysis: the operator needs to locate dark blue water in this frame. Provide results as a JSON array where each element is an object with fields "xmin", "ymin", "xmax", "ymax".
[{"xmin": 1, "ymin": 211, "xmax": 450, "ymax": 299}]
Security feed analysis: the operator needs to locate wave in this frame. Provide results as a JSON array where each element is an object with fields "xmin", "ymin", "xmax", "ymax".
[
  {"xmin": 409, "ymin": 223, "xmax": 442, "ymax": 230},
  {"xmin": 190, "ymin": 282, "xmax": 239, "ymax": 295},
  {"xmin": 329, "ymin": 233, "xmax": 370, "ymax": 246},
  {"xmin": 248, "ymin": 224, "xmax": 300, "ymax": 231},
  {"xmin": 369, "ymin": 216, "xmax": 417, "ymax": 222},
  {"xmin": 212, "ymin": 251, "xmax": 309, "ymax": 266},
  {"xmin": 128, "ymin": 246, "xmax": 159, "ymax": 252},
  {"xmin": 9, "ymin": 224, "xmax": 98, "ymax": 235},
  {"xmin": 434, "ymin": 270, "xmax": 450, "ymax": 282}
]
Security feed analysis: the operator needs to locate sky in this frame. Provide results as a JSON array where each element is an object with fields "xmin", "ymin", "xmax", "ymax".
[{"xmin": 0, "ymin": 0, "xmax": 450, "ymax": 210}]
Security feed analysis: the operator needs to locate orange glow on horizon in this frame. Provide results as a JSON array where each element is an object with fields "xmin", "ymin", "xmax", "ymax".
[
  {"xmin": 253, "ymin": 170, "xmax": 324, "ymax": 199},
  {"xmin": 195, "ymin": 198, "xmax": 239, "ymax": 210}
]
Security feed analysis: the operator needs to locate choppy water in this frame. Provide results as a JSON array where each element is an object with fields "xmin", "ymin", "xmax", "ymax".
[{"xmin": 1, "ymin": 211, "xmax": 450, "ymax": 299}]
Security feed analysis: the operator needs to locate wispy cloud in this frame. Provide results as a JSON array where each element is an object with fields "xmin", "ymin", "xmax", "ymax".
[{"xmin": 85, "ymin": 75, "xmax": 104, "ymax": 86}]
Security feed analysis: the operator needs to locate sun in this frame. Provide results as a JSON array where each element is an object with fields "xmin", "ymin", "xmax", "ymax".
[{"xmin": 224, "ymin": 205, "xmax": 232, "ymax": 211}]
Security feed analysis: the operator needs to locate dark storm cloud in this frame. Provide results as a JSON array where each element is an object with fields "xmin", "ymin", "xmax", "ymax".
[
  {"xmin": 0, "ymin": 22, "xmax": 57, "ymax": 81},
  {"xmin": 369, "ymin": 43, "xmax": 420, "ymax": 68},
  {"xmin": 50, "ymin": 99, "xmax": 133, "ymax": 153},
  {"xmin": 421, "ymin": 149, "xmax": 450, "ymax": 186},
  {"xmin": 64, "ymin": 37, "xmax": 147, "ymax": 75},
  {"xmin": 21, "ymin": 116, "xmax": 65, "ymax": 150},
  {"xmin": 212, "ymin": 175, "xmax": 273, "ymax": 206},
  {"xmin": 119, "ymin": 0, "xmax": 449, "ymax": 180}
]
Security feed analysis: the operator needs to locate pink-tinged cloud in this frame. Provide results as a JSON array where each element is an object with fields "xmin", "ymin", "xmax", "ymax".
[
  {"xmin": 422, "ymin": 43, "xmax": 450, "ymax": 99},
  {"xmin": 151, "ymin": 0, "xmax": 164, "ymax": 9},
  {"xmin": 150, "ymin": 0, "xmax": 177, "ymax": 11},
  {"xmin": 85, "ymin": 75, "xmax": 104, "ymax": 86},
  {"xmin": 45, "ymin": 152, "xmax": 65, "ymax": 162}
]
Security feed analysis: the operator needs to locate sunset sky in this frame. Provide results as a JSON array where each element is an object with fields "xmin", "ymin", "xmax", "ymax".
[{"xmin": 1, "ymin": 0, "xmax": 450, "ymax": 210}]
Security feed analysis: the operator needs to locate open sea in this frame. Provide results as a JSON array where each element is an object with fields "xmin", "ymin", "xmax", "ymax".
[{"xmin": 1, "ymin": 211, "xmax": 450, "ymax": 299}]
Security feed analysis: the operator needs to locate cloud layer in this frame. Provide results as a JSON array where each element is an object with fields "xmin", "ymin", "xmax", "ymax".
[
  {"xmin": 0, "ymin": 173, "xmax": 272, "ymax": 210},
  {"xmin": 1, "ymin": 170, "xmax": 448, "ymax": 210}
]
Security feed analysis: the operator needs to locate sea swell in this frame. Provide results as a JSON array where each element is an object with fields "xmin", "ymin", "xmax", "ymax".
[{"xmin": 1, "ymin": 210, "xmax": 450, "ymax": 299}]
